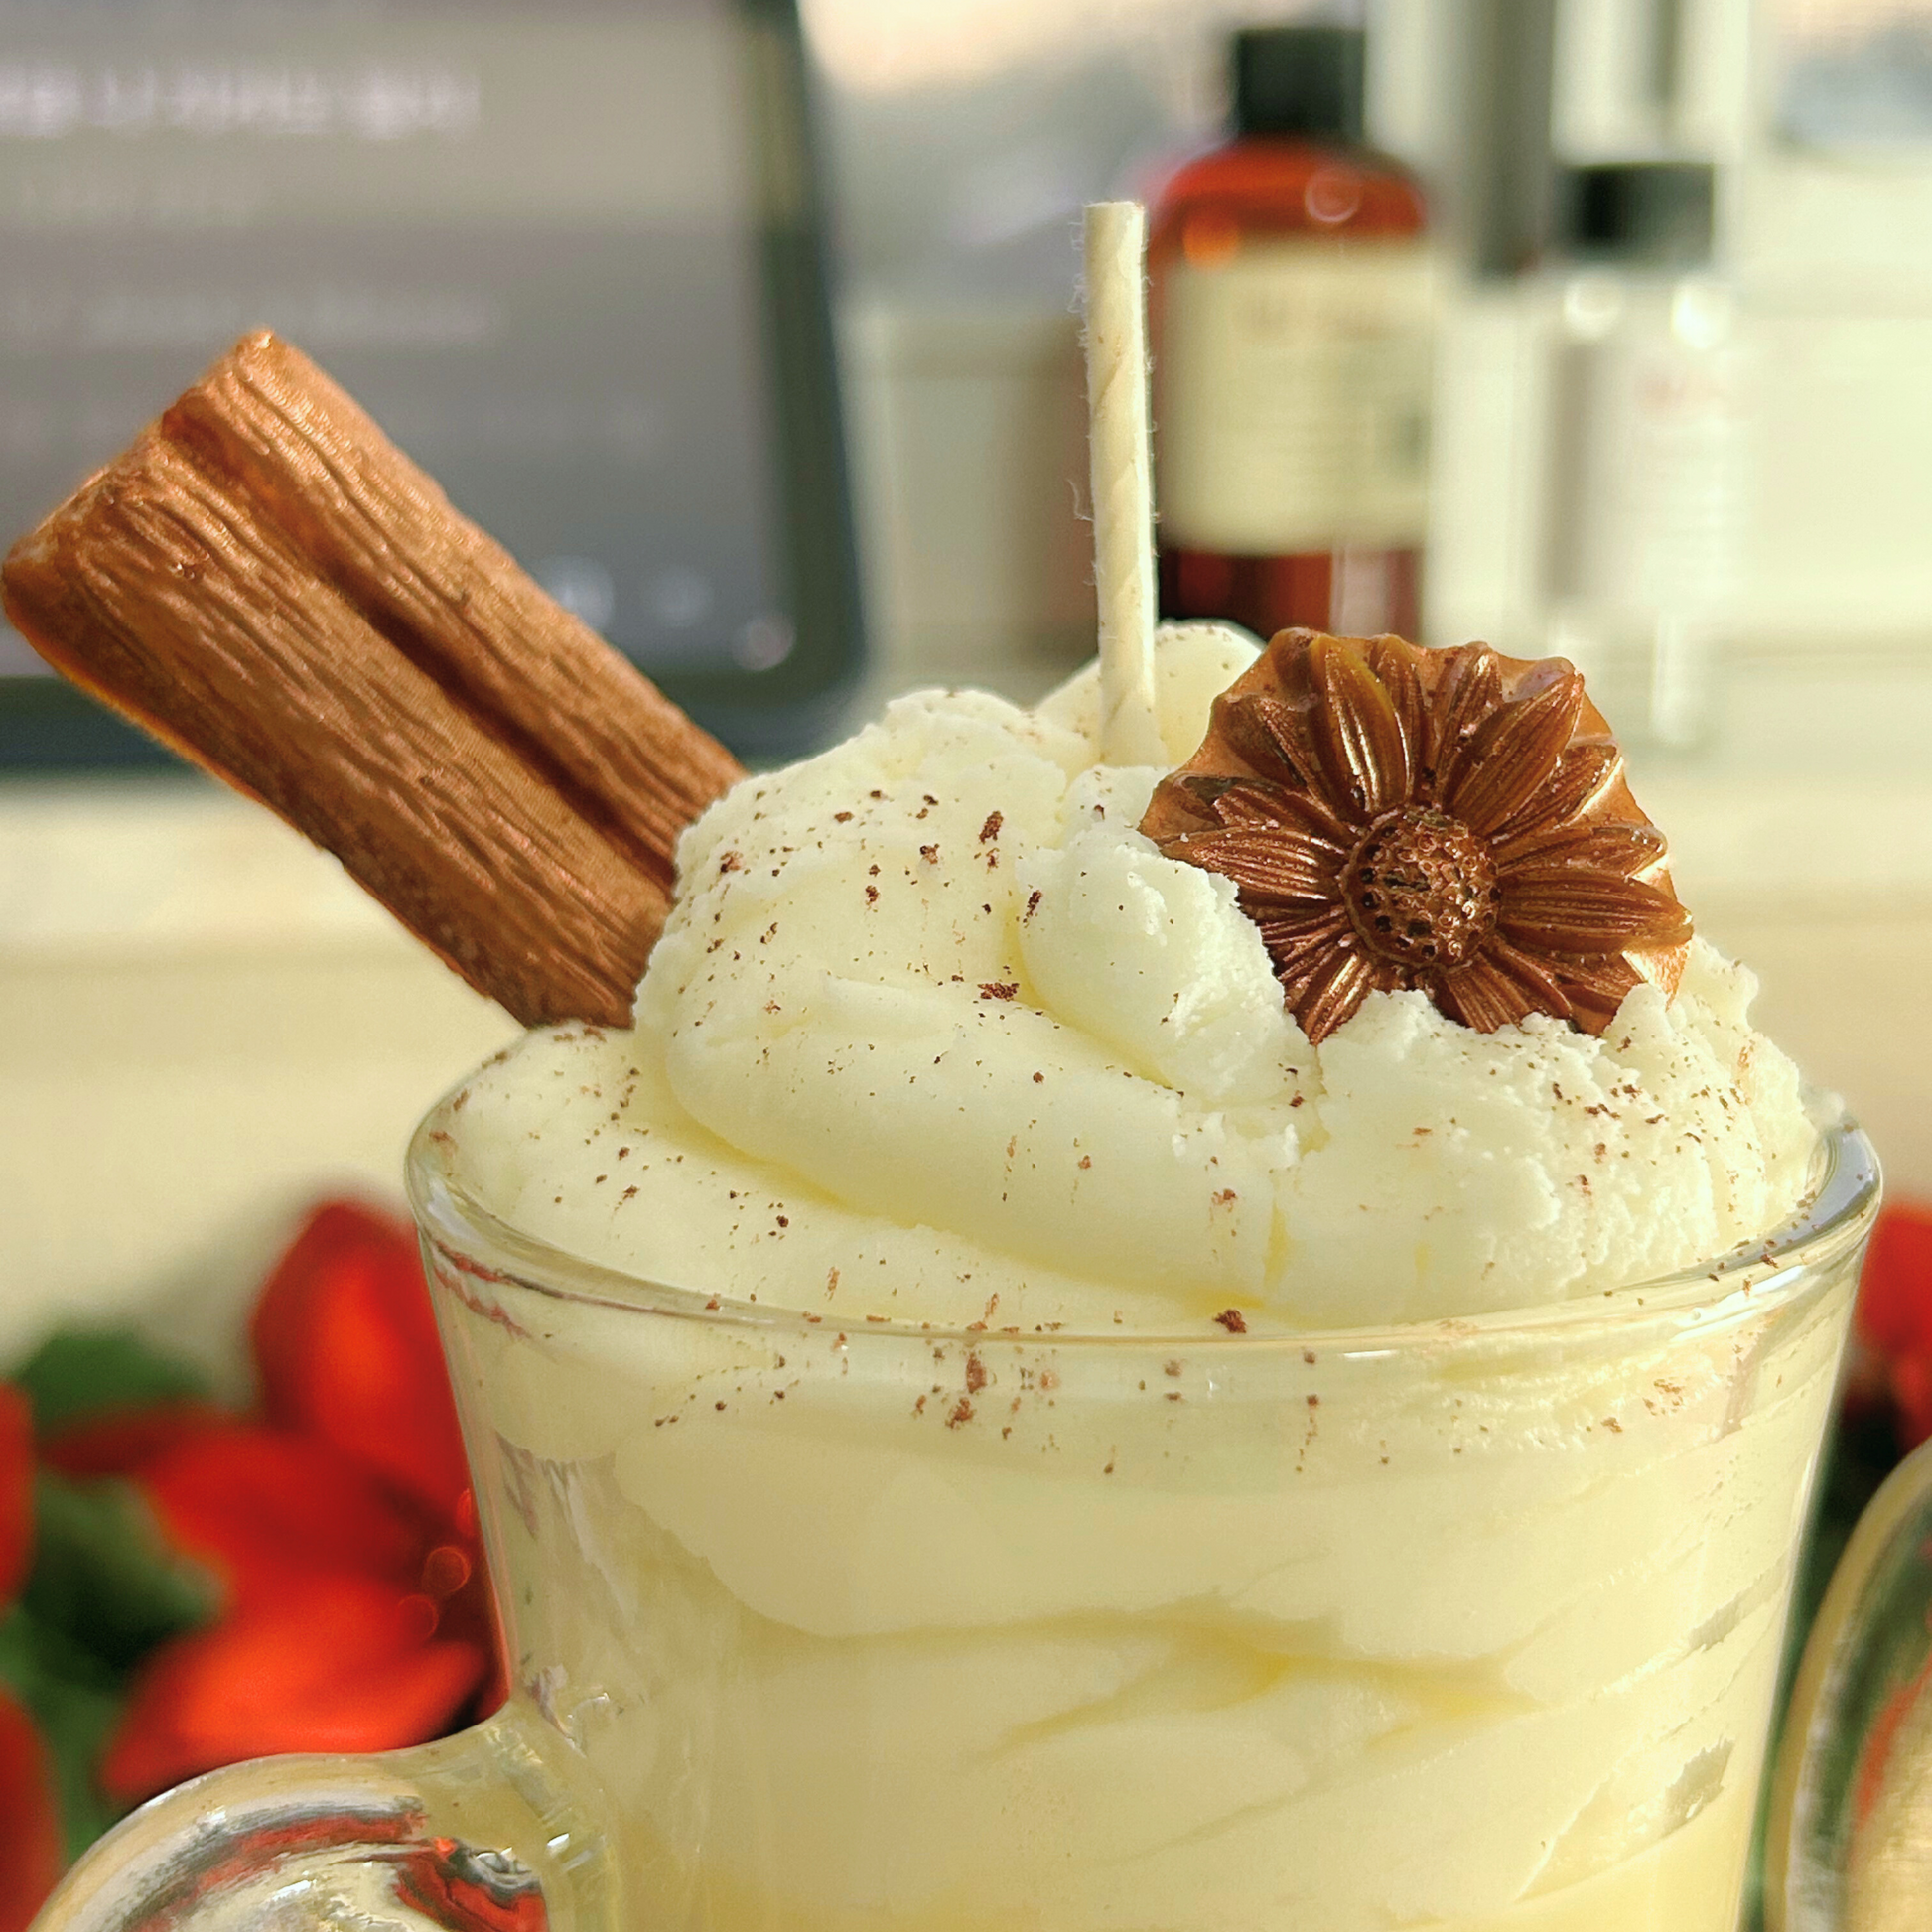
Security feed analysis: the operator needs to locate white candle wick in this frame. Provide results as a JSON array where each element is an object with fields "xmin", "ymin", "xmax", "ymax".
[{"xmin": 1083, "ymin": 201, "xmax": 1166, "ymax": 767}]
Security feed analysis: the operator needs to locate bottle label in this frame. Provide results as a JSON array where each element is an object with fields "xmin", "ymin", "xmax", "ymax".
[{"xmin": 1158, "ymin": 238, "xmax": 1435, "ymax": 554}]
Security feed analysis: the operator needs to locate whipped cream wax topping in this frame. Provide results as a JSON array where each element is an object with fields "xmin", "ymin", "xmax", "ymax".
[{"xmin": 451, "ymin": 623, "xmax": 1817, "ymax": 1330}]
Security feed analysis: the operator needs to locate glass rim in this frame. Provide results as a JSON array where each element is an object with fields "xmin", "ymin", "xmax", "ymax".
[{"xmin": 405, "ymin": 1096, "xmax": 1881, "ymax": 1356}]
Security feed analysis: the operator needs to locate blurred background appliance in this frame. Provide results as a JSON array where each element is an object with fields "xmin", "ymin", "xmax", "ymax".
[{"xmin": 0, "ymin": 0, "xmax": 862, "ymax": 766}]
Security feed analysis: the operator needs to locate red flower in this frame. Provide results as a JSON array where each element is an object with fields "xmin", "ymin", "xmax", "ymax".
[
  {"xmin": 0, "ymin": 1383, "xmax": 63, "ymax": 1932},
  {"xmin": 1853, "ymin": 1201, "xmax": 1932, "ymax": 1450},
  {"xmin": 45, "ymin": 1202, "xmax": 500, "ymax": 1807}
]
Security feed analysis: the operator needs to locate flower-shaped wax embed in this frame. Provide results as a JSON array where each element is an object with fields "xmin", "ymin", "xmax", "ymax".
[{"xmin": 1139, "ymin": 628, "xmax": 1693, "ymax": 1042}]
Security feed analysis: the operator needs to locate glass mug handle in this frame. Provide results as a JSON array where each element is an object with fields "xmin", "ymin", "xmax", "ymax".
[
  {"xmin": 29, "ymin": 1700, "xmax": 615, "ymax": 1932},
  {"xmin": 1767, "ymin": 1432, "xmax": 1932, "ymax": 1930}
]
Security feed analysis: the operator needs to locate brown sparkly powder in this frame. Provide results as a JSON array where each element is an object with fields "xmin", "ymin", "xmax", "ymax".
[{"xmin": 1139, "ymin": 628, "xmax": 1691, "ymax": 1042}]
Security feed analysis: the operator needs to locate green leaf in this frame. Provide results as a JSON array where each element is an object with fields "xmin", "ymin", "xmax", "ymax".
[
  {"xmin": 11, "ymin": 1326, "xmax": 209, "ymax": 1435},
  {"xmin": 0, "ymin": 1605, "xmax": 127, "ymax": 1863},
  {"xmin": 24, "ymin": 1471, "xmax": 215, "ymax": 1671}
]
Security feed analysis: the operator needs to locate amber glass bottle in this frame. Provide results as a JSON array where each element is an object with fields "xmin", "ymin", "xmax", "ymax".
[{"xmin": 1151, "ymin": 25, "xmax": 1432, "ymax": 642}]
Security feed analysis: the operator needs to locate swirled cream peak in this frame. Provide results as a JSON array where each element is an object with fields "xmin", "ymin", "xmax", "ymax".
[{"xmin": 450, "ymin": 623, "xmax": 1818, "ymax": 1331}]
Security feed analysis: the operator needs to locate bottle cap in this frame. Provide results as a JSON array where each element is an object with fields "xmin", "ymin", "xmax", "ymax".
[
  {"xmin": 1561, "ymin": 162, "xmax": 1716, "ymax": 267},
  {"xmin": 1232, "ymin": 25, "xmax": 1365, "ymax": 143}
]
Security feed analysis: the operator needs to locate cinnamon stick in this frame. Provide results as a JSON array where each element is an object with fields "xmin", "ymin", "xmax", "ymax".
[{"xmin": 2, "ymin": 332, "xmax": 744, "ymax": 1028}]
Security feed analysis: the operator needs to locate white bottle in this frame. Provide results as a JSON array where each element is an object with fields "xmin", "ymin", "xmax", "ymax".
[{"xmin": 1543, "ymin": 162, "xmax": 1745, "ymax": 752}]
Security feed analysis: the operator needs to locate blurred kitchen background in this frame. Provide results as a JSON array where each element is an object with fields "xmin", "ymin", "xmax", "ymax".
[{"xmin": 3, "ymin": 0, "xmax": 1932, "ymax": 1354}]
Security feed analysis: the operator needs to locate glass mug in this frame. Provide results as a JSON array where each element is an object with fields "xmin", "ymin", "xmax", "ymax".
[
  {"xmin": 1767, "ymin": 1418, "xmax": 1932, "ymax": 1928},
  {"xmin": 34, "ymin": 1109, "xmax": 1880, "ymax": 1932}
]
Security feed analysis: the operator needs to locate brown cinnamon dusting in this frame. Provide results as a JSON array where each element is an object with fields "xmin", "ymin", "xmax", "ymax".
[{"xmin": 1, "ymin": 331, "xmax": 743, "ymax": 1029}]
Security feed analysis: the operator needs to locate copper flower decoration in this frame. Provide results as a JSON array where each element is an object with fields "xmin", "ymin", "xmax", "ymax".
[{"xmin": 1140, "ymin": 628, "xmax": 1693, "ymax": 1042}]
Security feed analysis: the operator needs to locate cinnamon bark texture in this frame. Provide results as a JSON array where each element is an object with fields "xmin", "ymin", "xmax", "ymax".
[{"xmin": 2, "ymin": 332, "xmax": 743, "ymax": 1027}]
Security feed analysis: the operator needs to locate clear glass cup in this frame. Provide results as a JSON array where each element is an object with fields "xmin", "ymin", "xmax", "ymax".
[
  {"xmin": 1766, "ymin": 1429, "xmax": 1932, "ymax": 1928},
  {"xmin": 32, "ymin": 1106, "xmax": 1880, "ymax": 1932}
]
